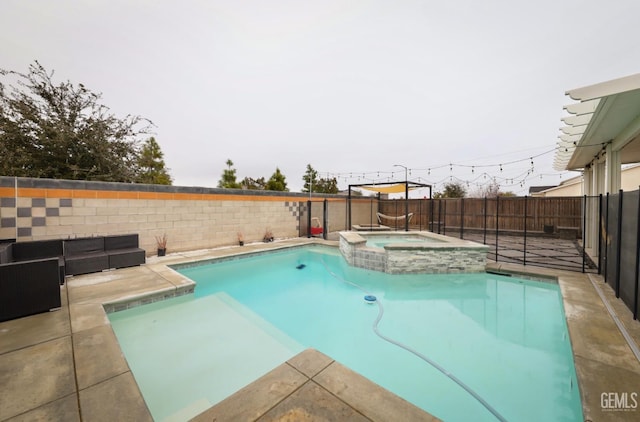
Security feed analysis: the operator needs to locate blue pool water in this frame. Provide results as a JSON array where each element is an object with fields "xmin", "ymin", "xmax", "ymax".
[
  {"xmin": 363, "ymin": 234, "xmax": 441, "ymax": 248},
  {"xmin": 109, "ymin": 246, "xmax": 583, "ymax": 422}
]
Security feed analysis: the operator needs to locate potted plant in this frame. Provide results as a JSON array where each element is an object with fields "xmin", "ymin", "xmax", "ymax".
[
  {"xmin": 155, "ymin": 234, "xmax": 168, "ymax": 256},
  {"xmin": 263, "ymin": 228, "xmax": 274, "ymax": 243},
  {"xmin": 237, "ymin": 232, "xmax": 244, "ymax": 246}
]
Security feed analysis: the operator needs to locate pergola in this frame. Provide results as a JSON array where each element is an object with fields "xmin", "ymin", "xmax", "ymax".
[
  {"xmin": 348, "ymin": 181, "xmax": 432, "ymax": 231},
  {"xmin": 554, "ymin": 72, "xmax": 640, "ymax": 251},
  {"xmin": 554, "ymin": 72, "xmax": 640, "ymax": 192}
]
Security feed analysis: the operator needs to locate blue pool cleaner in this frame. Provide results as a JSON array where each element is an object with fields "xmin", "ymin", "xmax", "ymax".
[
  {"xmin": 364, "ymin": 295, "xmax": 377, "ymax": 304},
  {"xmin": 296, "ymin": 264, "xmax": 306, "ymax": 270}
]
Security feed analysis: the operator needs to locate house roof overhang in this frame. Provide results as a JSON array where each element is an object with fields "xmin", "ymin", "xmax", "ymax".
[{"xmin": 553, "ymin": 73, "xmax": 640, "ymax": 171}]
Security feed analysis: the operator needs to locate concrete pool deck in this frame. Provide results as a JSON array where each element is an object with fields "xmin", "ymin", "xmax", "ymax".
[{"xmin": 1, "ymin": 238, "xmax": 639, "ymax": 421}]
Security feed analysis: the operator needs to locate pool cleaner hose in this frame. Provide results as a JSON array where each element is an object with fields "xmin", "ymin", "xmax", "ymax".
[{"xmin": 318, "ymin": 259, "xmax": 508, "ymax": 422}]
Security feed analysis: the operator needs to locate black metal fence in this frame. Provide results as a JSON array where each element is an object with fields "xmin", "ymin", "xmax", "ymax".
[
  {"xmin": 306, "ymin": 192, "xmax": 640, "ymax": 320},
  {"xmin": 601, "ymin": 190, "xmax": 640, "ymax": 319},
  {"xmin": 379, "ymin": 196, "xmax": 599, "ymax": 274}
]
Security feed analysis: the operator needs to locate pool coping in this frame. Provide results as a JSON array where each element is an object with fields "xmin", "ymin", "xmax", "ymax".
[{"xmin": 1, "ymin": 237, "xmax": 639, "ymax": 421}]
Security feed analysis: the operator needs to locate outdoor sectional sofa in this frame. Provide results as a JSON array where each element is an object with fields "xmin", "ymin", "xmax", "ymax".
[
  {"xmin": 0, "ymin": 234, "xmax": 145, "ymax": 322},
  {"xmin": 64, "ymin": 234, "xmax": 145, "ymax": 276},
  {"xmin": 9, "ymin": 239, "xmax": 66, "ymax": 281},
  {"xmin": 0, "ymin": 256, "xmax": 61, "ymax": 322},
  {"xmin": 0, "ymin": 240, "xmax": 62, "ymax": 322}
]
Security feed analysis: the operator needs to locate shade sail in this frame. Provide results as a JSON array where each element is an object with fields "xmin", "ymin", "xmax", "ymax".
[{"xmin": 359, "ymin": 184, "xmax": 417, "ymax": 194}]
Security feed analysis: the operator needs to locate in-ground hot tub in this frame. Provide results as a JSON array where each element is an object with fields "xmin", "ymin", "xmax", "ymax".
[{"xmin": 339, "ymin": 231, "xmax": 489, "ymax": 274}]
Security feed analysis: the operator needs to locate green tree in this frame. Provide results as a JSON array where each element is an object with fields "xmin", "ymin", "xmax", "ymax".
[
  {"xmin": 0, "ymin": 61, "xmax": 152, "ymax": 181},
  {"xmin": 136, "ymin": 137, "xmax": 172, "ymax": 185},
  {"xmin": 434, "ymin": 182, "xmax": 467, "ymax": 198},
  {"xmin": 315, "ymin": 176, "xmax": 339, "ymax": 194},
  {"xmin": 241, "ymin": 176, "xmax": 266, "ymax": 190},
  {"xmin": 217, "ymin": 159, "xmax": 241, "ymax": 188},
  {"xmin": 302, "ymin": 164, "xmax": 338, "ymax": 193},
  {"xmin": 302, "ymin": 164, "xmax": 318, "ymax": 193},
  {"xmin": 265, "ymin": 167, "xmax": 288, "ymax": 191}
]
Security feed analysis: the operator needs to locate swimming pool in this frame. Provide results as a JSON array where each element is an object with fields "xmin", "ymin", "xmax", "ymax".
[{"xmin": 109, "ymin": 246, "xmax": 583, "ymax": 421}]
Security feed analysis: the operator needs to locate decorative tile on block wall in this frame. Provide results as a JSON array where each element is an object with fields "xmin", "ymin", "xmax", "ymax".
[
  {"xmin": 0, "ymin": 197, "xmax": 16, "ymax": 207},
  {"xmin": 7, "ymin": 197, "xmax": 74, "ymax": 239}
]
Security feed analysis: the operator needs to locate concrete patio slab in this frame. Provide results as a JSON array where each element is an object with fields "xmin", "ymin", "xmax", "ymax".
[
  {"xmin": 257, "ymin": 380, "xmax": 371, "ymax": 422},
  {"xmin": 67, "ymin": 266, "xmax": 177, "ymax": 305},
  {"xmin": 72, "ymin": 324, "xmax": 130, "ymax": 390},
  {"xmin": 4, "ymin": 393, "xmax": 80, "ymax": 422},
  {"xmin": 0, "ymin": 306, "xmax": 69, "ymax": 355},
  {"xmin": 69, "ymin": 302, "xmax": 109, "ymax": 333},
  {"xmin": 193, "ymin": 348, "xmax": 438, "ymax": 422},
  {"xmin": 0, "ymin": 337, "xmax": 75, "ymax": 421},
  {"xmin": 78, "ymin": 371, "xmax": 152, "ymax": 422},
  {"xmin": 191, "ymin": 360, "xmax": 308, "ymax": 422},
  {"xmin": 287, "ymin": 347, "xmax": 334, "ymax": 378},
  {"xmin": 575, "ymin": 355, "xmax": 640, "ymax": 422},
  {"xmin": 314, "ymin": 360, "xmax": 439, "ymax": 422}
]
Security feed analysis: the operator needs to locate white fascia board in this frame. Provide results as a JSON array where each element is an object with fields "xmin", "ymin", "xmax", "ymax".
[{"xmin": 566, "ymin": 73, "xmax": 640, "ymax": 101}]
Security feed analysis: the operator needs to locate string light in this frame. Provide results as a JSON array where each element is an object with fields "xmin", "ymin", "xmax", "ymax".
[{"xmin": 315, "ymin": 146, "xmax": 575, "ymax": 196}]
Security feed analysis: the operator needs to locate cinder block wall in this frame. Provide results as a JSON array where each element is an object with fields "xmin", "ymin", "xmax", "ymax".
[{"xmin": 0, "ymin": 177, "xmax": 378, "ymax": 255}]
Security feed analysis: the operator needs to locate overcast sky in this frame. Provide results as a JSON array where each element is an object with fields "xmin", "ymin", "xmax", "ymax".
[{"xmin": 2, "ymin": 0, "xmax": 639, "ymax": 196}]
